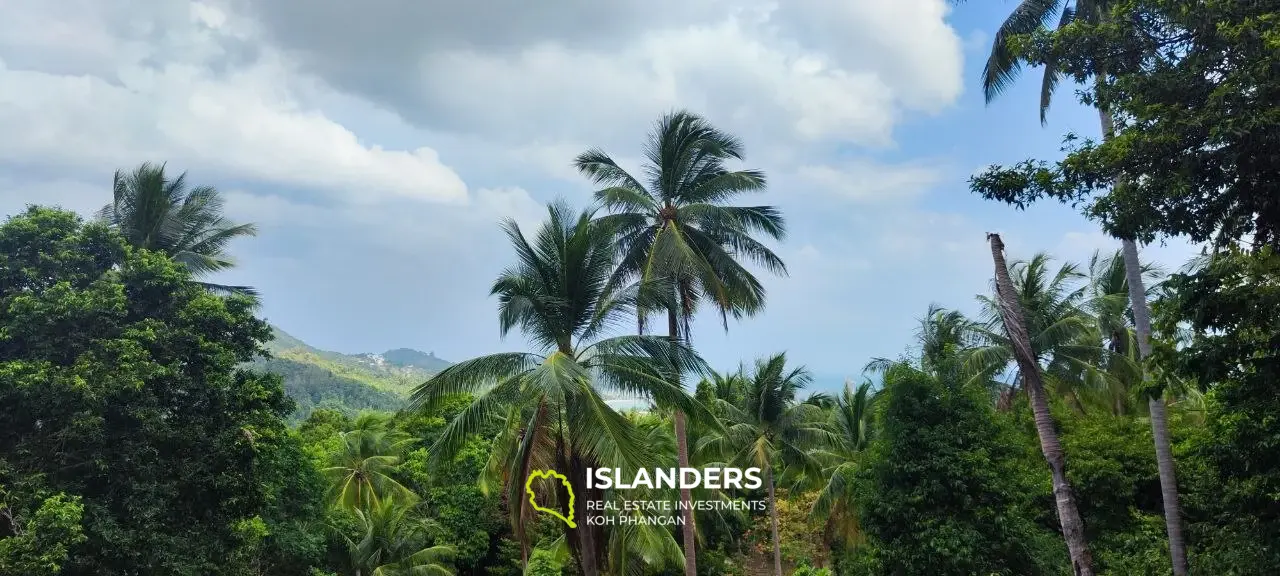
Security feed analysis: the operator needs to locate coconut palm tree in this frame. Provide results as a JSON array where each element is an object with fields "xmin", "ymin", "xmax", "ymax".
[
  {"xmin": 323, "ymin": 428, "xmax": 418, "ymax": 510},
  {"xmin": 341, "ymin": 496, "xmax": 456, "ymax": 576},
  {"xmin": 97, "ymin": 162, "xmax": 258, "ymax": 297},
  {"xmin": 1082, "ymin": 249, "xmax": 1164, "ymax": 414},
  {"xmin": 915, "ymin": 303, "xmax": 985, "ymax": 379},
  {"xmin": 986, "ymin": 234, "xmax": 1095, "ymax": 576},
  {"xmin": 867, "ymin": 304, "xmax": 986, "ymax": 383},
  {"xmin": 966, "ymin": 252, "xmax": 1123, "ymax": 413},
  {"xmin": 604, "ymin": 412, "xmax": 688, "ymax": 575},
  {"xmin": 575, "ymin": 110, "xmax": 786, "ymax": 575},
  {"xmin": 810, "ymin": 379, "xmax": 874, "ymax": 548},
  {"xmin": 408, "ymin": 201, "xmax": 713, "ymax": 576},
  {"xmin": 698, "ymin": 353, "xmax": 829, "ymax": 576},
  {"xmin": 982, "ymin": 2, "xmax": 1187, "ymax": 569}
]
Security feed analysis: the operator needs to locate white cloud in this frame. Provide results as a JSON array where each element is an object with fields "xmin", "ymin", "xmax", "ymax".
[
  {"xmin": 241, "ymin": 0, "xmax": 965, "ymax": 152},
  {"xmin": 795, "ymin": 160, "xmax": 944, "ymax": 203},
  {"xmin": 0, "ymin": 2, "xmax": 468, "ymax": 206}
]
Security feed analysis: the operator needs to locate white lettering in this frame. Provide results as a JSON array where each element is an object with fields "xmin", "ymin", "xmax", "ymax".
[
  {"xmin": 656, "ymin": 467, "xmax": 677, "ymax": 489},
  {"xmin": 723, "ymin": 467, "xmax": 743, "ymax": 489},
  {"xmin": 703, "ymin": 467, "xmax": 722, "ymax": 489},
  {"xmin": 679, "ymin": 467, "xmax": 701, "ymax": 489},
  {"xmin": 633, "ymin": 468, "xmax": 653, "ymax": 489},
  {"xmin": 594, "ymin": 467, "xmax": 613, "ymax": 489}
]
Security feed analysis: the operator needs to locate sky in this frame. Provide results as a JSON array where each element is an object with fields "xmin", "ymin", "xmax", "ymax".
[{"xmin": 0, "ymin": 0, "xmax": 1204, "ymax": 385}]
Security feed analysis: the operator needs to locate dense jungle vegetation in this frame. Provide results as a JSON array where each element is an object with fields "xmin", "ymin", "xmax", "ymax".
[{"xmin": 3, "ymin": 0, "xmax": 1279, "ymax": 574}]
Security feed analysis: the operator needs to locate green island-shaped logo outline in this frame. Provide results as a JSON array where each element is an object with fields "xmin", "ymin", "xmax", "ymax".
[{"xmin": 525, "ymin": 469, "xmax": 576, "ymax": 528}]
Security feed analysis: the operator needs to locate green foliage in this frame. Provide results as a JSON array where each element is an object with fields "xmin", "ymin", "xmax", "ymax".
[
  {"xmin": 524, "ymin": 549, "xmax": 563, "ymax": 576},
  {"xmin": 9, "ymin": 37, "xmax": 1280, "ymax": 571},
  {"xmin": 339, "ymin": 496, "xmax": 456, "ymax": 576},
  {"xmin": 0, "ymin": 493, "xmax": 86, "ymax": 576},
  {"xmin": 262, "ymin": 325, "xmax": 446, "ymax": 393},
  {"xmin": 699, "ymin": 353, "xmax": 825, "ymax": 473},
  {"xmin": 792, "ymin": 563, "xmax": 832, "ymax": 576},
  {"xmin": 400, "ymin": 437, "xmax": 509, "ymax": 573},
  {"xmin": 969, "ymin": 0, "xmax": 1280, "ymax": 249},
  {"xmin": 851, "ymin": 363, "xmax": 1065, "ymax": 575},
  {"xmin": 694, "ymin": 547, "xmax": 745, "ymax": 576},
  {"xmin": 749, "ymin": 491, "xmax": 826, "ymax": 568},
  {"xmin": 1157, "ymin": 248, "xmax": 1280, "ymax": 572},
  {"xmin": 298, "ymin": 409, "xmax": 354, "ymax": 453},
  {"xmin": 253, "ymin": 428, "xmax": 331, "ymax": 575},
  {"xmin": 698, "ymin": 354, "xmax": 829, "ymax": 575},
  {"xmin": 0, "ymin": 207, "xmax": 311, "ymax": 575},
  {"xmin": 1058, "ymin": 414, "xmax": 1180, "ymax": 574}
]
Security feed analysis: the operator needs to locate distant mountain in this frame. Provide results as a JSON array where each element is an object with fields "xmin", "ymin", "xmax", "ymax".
[
  {"xmin": 379, "ymin": 348, "xmax": 452, "ymax": 372},
  {"xmin": 249, "ymin": 325, "xmax": 453, "ymax": 421},
  {"xmin": 251, "ymin": 324, "xmax": 647, "ymax": 420}
]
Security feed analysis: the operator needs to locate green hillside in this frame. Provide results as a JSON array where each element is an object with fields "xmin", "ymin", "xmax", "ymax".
[
  {"xmin": 250, "ymin": 325, "xmax": 451, "ymax": 420},
  {"xmin": 246, "ymin": 356, "xmax": 402, "ymax": 422}
]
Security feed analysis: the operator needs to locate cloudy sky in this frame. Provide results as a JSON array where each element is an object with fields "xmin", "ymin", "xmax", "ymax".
[{"xmin": 0, "ymin": 0, "xmax": 1202, "ymax": 384}]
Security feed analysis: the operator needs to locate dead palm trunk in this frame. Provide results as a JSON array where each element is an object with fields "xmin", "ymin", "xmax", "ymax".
[
  {"xmin": 1100, "ymin": 102, "xmax": 1189, "ymax": 576},
  {"xmin": 987, "ymin": 233, "xmax": 1095, "ymax": 576},
  {"xmin": 766, "ymin": 465, "xmax": 783, "ymax": 576},
  {"xmin": 667, "ymin": 306, "xmax": 698, "ymax": 576}
]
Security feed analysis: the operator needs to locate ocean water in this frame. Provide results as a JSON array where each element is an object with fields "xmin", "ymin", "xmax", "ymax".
[
  {"xmin": 598, "ymin": 373, "xmax": 878, "ymax": 412},
  {"xmin": 605, "ymin": 397, "xmax": 653, "ymax": 411}
]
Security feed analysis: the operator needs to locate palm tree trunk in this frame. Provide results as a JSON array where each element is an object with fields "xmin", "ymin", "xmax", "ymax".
[
  {"xmin": 766, "ymin": 465, "xmax": 783, "ymax": 576},
  {"xmin": 987, "ymin": 233, "xmax": 1095, "ymax": 576},
  {"xmin": 668, "ymin": 307, "xmax": 698, "ymax": 576},
  {"xmin": 1101, "ymin": 102, "xmax": 1189, "ymax": 576},
  {"xmin": 573, "ymin": 458, "xmax": 603, "ymax": 576},
  {"xmin": 1121, "ymin": 237, "xmax": 1189, "ymax": 576},
  {"xmin": 562, "ymin": 449, "xmax": 601, "ymax": 576}
]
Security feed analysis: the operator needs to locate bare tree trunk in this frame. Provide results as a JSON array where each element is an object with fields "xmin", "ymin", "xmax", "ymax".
[
  {"xmin": 1100, "ymin": 102, "xmax": 1189, "ymax": 576},
  {"xmin": 766, "ymin": 465, "xmax": 783, "ymax": 576},
  {"xmin": 668, "ymin": 307, "xmax": 698, "ymax": 576},
  {"xmin": 987, "ymin": 233, "xmax": 1095, "ymax": 576},
  {"xmin": 1121, "ymin": 237, "xmax": 1190, "ymax": 576}
]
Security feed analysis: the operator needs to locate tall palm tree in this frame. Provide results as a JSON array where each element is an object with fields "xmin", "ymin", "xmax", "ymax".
[
  {"xmin": 966, "ymin": 252, "xmax": 1127, "ymax": 413},
  {"xmin": 97, "ymin": 162, "xmax": 258, "ymax": 296},
  {"xmin": 867, "ymin": 304, "xmax": 987, "ymax": 383},
  {"xmin": 341, "ymin": 496, "xmax": 456, "ymax": 576},
  {"xmin": 604, "ymin": 412, "xmax": 688, "ymax": 575},
  {"xmin": 698, "ymin": 353, "xmax": 829, "ymax": 576},
  {"xmin": 916, "ymin": 303, "xmax": 984, "ymax": 379},
  {"xmin": 575, "ymin": 110, "xmax": 786, "ymax": 575},
  {"xmin": 982, "ymin": 2, "xmax": 1187, "ymax": 569},
  {"xmin": 323, "ymin": 428, "xmax": 418, "ymax": 510},
  {"xmin": 986, "ymin": 234, "xmax": 1094, "ymax": 576},
  {"xmin": 810, "ymin": 379, "xmax": 874, "ymax": 548},
  {"xmin": 1082, "ymin": 249, "xmax": 1164, "ymax": 414},
  {"xmin": 408, "ymin": 201, "xmax": 712, "ymax": 576}
]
